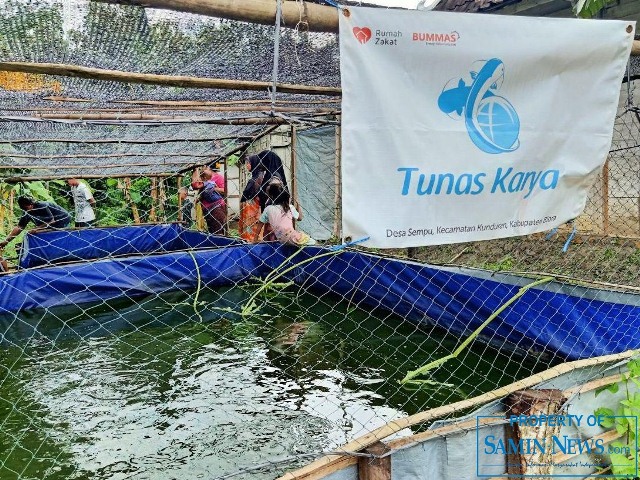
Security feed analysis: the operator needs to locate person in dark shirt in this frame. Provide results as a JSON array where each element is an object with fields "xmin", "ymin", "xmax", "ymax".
[{"xmin": 0, "ymin": 196, "xmax": 71, "ymax": 249}]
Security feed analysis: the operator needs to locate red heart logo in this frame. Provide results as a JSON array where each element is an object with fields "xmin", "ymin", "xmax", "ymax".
[{"xmin": 353, "ymin": 27, "xmax": 372, "ymax": 44}]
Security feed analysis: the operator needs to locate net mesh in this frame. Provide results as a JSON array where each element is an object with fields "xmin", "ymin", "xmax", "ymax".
[{"xmin": 0, "ymin": 2, "xmax": 639, "ymax": 480}]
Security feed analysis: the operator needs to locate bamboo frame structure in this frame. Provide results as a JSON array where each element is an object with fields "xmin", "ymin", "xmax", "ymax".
[
  {"xmin": 0, "ymin": 62, "xmax": 342, "ymax": 96},
  {"xmin": 97, "ymin": 0, "xmax": 640, "ymax": 55}
]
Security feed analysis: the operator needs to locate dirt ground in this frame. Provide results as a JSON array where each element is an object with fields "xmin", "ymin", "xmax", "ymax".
[{"xmin": 383, "ymin": 232, "xmax": 640, "ymax": 291}]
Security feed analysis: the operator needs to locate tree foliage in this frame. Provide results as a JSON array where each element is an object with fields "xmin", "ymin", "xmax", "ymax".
[{"xmin": 574, "ymin": 0, "xmax": 616, "ymax": 18}]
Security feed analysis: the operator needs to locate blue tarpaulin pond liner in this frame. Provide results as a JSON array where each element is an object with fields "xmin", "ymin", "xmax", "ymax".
[
  {"xmin": 19, "ymin": 223, "xmax": 242, "ymax": 269},
  {"xmin": 1, "ymin": 226, "xmax": 639, "ymax": 360}
]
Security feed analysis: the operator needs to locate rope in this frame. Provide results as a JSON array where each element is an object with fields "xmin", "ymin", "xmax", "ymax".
[
  {"xmin": 186, "ymin": 249, "xmax": 203, "ymax": 322},
  {"xmin": 401, "ymin": 276, "xmax": 555, "ymax": 385}
]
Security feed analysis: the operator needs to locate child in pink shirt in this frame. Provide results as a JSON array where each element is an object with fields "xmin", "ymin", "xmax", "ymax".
[{"xmin": 253, "ymin": 183, "xmax": 315, "ymax": 246}]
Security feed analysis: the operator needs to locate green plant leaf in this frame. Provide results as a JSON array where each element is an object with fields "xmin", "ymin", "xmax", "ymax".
[
  {"xmin": 609, "ymin": 452, "xmax": 637, "ymax": 475},
  {"xmin": 628, "ymin": 359, "xmax": 640, "ymax": 378},
  {"xmin": 596, "ymin": 382, "xmax": 619, "ymax": 397},
  {"xmin": 595, "ymin": 407, "xmax": 616, "ymax": 428}
]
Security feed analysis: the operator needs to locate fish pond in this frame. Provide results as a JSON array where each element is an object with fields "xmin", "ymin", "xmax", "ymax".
[{"xmin": 0, "ymin": 285, "xmax": 549, "ymax": 479}]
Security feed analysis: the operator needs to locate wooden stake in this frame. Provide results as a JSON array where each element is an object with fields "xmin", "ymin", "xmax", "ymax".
[
  {"xmin": 0, "ymin": 62, "xmax": 342, "ymax": 96},
  {"xmin": 505, "ymin": 389, "xmax": 566, "ymax": 476},
  {"xmin": 357, "ymin": 442, "xmax": 391, "ymax": 480}
]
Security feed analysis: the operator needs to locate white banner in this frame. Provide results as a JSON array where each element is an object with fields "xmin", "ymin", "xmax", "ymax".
[{"xmin": 339, "ymin": 8, "xmax": 634, "ymax": 248}]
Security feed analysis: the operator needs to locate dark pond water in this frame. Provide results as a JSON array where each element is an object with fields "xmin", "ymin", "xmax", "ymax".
[{"xmin": 0, "ymin": 286, "xmax": 547, "ymax": 479}]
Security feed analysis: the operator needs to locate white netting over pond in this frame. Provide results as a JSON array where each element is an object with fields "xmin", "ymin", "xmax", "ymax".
[{"xmin": 0, "ymin": 1, "xmax": 639, "ymax": 480}]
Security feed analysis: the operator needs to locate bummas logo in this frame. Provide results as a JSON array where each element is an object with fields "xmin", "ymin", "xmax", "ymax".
[
  {"xmin": 413, "ymin": 31, "xmax": 460, "ymax": 44},
  {"xmin": 352, "ymin": 27, "xmax": 372, "ymax": 44},
  {"xmin": 438, "ymin": 58, "xmax": 520, "ymax": 154}
]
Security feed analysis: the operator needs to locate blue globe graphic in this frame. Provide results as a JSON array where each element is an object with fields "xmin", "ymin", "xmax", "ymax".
[{"xmin": 476, "ymin": 96, "xmax": 520, "ymax": 151}]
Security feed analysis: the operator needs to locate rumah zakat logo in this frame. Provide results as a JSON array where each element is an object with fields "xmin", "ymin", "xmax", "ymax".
[
  {"xmin": 438, "ymin": 58, "xmax": 520, "ymax": 154},
  {"xmin": 352, "ymin": 27, "xmax": 372, "ymax": 44}
]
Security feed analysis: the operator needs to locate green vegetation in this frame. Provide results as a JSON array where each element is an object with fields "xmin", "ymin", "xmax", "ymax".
[
  {"xmin": 594, "ymin": 358, "xmax": 640, "ymax": 476},
  {"xmin": 574, "ymin": 0, "xmax": 617, "ymax": 18}
]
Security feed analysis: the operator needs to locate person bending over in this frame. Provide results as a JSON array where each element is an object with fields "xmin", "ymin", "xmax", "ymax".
[
  {"xmin": 253, "ymin": 183, "xmax": 315, "ymax": 247},
  {"xmin": 0, "ymin": 196, "xmax": 71, "ymax": 249}
]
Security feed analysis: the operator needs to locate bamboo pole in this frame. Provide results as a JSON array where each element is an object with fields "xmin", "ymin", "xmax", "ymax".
[
  {"xmin": 603, "ymin": 159, "xmax": 610, "ymax": 235},
  {"xmin": 150, "ymin": 177, "xmax": 158, "ymax": 222},
  {"xmin": 0, "ymin": 163, "xmax": 202, "ymax": 170},
  {"xmin": 173, "ymin": 123, "xmax": 282, "ymax": 175},
  {"xmin": 4, "ymin": 114, "xmax": 328, "ymax": 125},
  {"xmin": 0, "ymin": 152, "xmax": 214, "ymax": 160},
  {"xmin": 0, "ymin": 136, "xmax": 250, "ymax": 145},
  {"xmin": 123, "ymin": 177, "xmax": 141, "ymax": 224},
  {"xmin": 0, "ymin": 62, "xmax": 342, "ymax": 96},
  {"xmin": 176, "ymin": 175, "xmax": 184, "ymax": 223},
  {"xmin": 44, "ymin": 96, "xmax": 340, "ymax": 106},
  {"xmin": 3, "ymin": 173, "xmax": 176, "ymax": 182},
  {"xmin": 8, "ymin": 105, "xmax": 338, "ymax": 114},
  {"xmin": 0, "ymin": 197, "xmax": 5, "ymax": 236},
  {"xmin": 222, "ymin": 157, "xmax": 229, "ymax": 235},
  {"xmin": 96, "ymin": 0, "xmax": 640, "ymax": 57},
  {"xmin": 333, "ymin": 124, "xmax": 341, "ymax": 238},
  {"xmin": 8, "ymin": 190, "xmax": 14, "ymax": 227},
  {"xmin": 95, "ymin": 0, "xmax": 339, "ymax": 33},
  {"xmin": 159, "ymin": 178, "xmax": 167, "ymax": 221},
  {"xmin": 25, "ymin": 113, "xmax": 259, "ymax": 120},
  {"xmin": 291, "ymin": 125, "xmax": 297, "ymax": 228}
]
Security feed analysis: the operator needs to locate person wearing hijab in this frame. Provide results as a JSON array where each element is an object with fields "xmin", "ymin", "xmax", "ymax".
[
  {"xmin": 239, "ymin": 154, "xmax": 265, "ymax": 242},
  {"xmin": 255, "ymin": 150, "xmax": 289, "ymax": 208},
  {"xmin": 253, "ymin": 150, "xmax": 289, "ymax": 241},
  {"xmin": 240, "ymin": 150, "xmax": 290, "ymax": 241}
]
